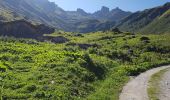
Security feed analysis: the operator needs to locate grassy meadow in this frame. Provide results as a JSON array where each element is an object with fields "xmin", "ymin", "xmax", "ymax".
[{"xmin": 0, "ymin": 31, "xmax": 170, "ymax": 99}]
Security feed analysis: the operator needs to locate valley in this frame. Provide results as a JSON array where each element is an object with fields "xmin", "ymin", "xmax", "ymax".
[{"xmin": 0, "ymin": 0, "xmax": 170, "ymax": 100}]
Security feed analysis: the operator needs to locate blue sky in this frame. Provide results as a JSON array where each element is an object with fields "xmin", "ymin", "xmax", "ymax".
[{"xmin": 49, "ymin": 0, "xmax": 170, "ymax": 13}]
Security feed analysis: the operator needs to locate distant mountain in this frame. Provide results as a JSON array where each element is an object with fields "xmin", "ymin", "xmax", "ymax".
[
  {"xmin": 92, "ymin": 6, "xmax": 131, "ymax": 22},
  {"xmin": 74, "ymin": 19, "xmax": 116, "ymax": 33},
  {"xmin": 0, "ymin": 0, "xmax": 131, "ymax": 33},
  {"xmin": 92, "ymin": 6, "xmax": 110, "ymax": 21},
  {"xmin": 117, "ymin": 2, "xmax": 170, "ymax": 34},
  {"xmin": 77, "ymin": 8, "xmax": 89, "ymax": 16},
  {"xmin": 0, "ymin": 0, "xmax": 70, "ymax": 30}
]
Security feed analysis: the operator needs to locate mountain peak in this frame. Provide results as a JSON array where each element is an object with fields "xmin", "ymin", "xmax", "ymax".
[
  {"xmin": 76, "ymin": 8, "xmax": 88, "ymax": 15},
  {"xmin": 77, "ymin": 8, "xmax": 86, "ymax": 13},
  {"xmin": 115, "ymin": 7, "xmax": 121, "ymax": 10},
  {"xmin": 101, "ymin": 6, "xmax": 110, "ymax": 12},
  {"xmin": 164, "ymin": 2, "xmax": 170, "ymax": 6},
  {"xmin": 111, "ymin": 7, "xmax": 122, "ymax": 12}
]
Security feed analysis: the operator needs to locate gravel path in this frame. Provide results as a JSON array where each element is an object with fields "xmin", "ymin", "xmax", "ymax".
[
  {"xmin": 159, "ymin": 68, "xmax": 170, "ymax": 100},
  {"xmin": 119, "ymin": 65, "xmax": 170, "ymax": 100}
]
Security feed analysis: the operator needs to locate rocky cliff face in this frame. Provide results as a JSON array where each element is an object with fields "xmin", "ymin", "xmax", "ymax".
[
  {"xmin": 76, "ymin": 8, "xmax": 89, "ymax": 16},
  {"xmin": 92, "ymin": 6, "xmax": 131, "ymax": 21},
  {"xmin": 0, "ymin": 20, "xmax": 55, "ymax": 39}
]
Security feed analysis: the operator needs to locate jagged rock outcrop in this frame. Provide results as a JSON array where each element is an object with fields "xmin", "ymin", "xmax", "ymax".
[
  {"xmin": 76, "ymin": 8, "xmax": 89, "ymax": 16},
  {"xmin": 92, "ymin": 6, "xmax": 131, "ymax": 21}
]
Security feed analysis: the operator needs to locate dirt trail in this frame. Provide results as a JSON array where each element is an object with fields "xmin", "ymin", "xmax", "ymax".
[
  {"xmin": 119, "ymin": 65, "xmax": 170, "ymax": 100},
  {"xmin": 159, "ymin": 68, "xmax": 170, "ymax": 100}
]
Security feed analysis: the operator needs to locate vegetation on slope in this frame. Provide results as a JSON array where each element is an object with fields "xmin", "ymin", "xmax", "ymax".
[
  {"xmin": 0, "ymin": 37, "xmax": 116, "ymax": 99},
  {"xmin": 117, "ymin": 2, "xmax": 170, "ymax": 34},
  {"xmin": 140, "ymin": 9, "xmax": 170, "ymax": 34},
  {"xmin": 0, "ymin": 31, "xmax": 170, "ymax": 99}
]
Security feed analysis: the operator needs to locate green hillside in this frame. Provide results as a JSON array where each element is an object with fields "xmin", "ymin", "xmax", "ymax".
[
  {"xmin": 140, "ymin": 9, "xmax": 170, "ymax": 34},
  {"xmin": 117, "ymin": 2, "xmax": 170, "ymax": 34},
  {"xmin": 0, "ymin": 31, "xmax": 170, "ymax": 99}
]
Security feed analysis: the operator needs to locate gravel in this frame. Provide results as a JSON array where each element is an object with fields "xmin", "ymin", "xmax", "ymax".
[{"xmin": 119, "ymin": 65, "xmax": 170, "ymax": 100}]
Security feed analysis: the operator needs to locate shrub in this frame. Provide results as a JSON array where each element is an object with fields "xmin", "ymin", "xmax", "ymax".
[
  {"xmin": 0, "ymin": 62, "xmax": 7, "ymax": 72},
  {"xmin": 22, "ymin": 55, "xmax": 33, "ymax": 62},
  {"xmin": 34, "ymin": 92, "xmax": 46, "ymax": 98},
  {"xmin": 140, "ymin": 36, "xmax": 150, "ymax": 43},
  {"xmin": 25, "ymin": 84, "xmax": 37, "ymax": 93}
]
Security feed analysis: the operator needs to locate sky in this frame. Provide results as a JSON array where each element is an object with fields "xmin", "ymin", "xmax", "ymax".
[{"xmin": 49, "ymin": 0, "xmax": 170, "ymax": 13}]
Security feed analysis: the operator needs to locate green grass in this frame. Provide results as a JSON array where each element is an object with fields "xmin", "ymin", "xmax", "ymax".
[
  {"xmin": 87, "ymin": 66, "xmax": 129, "ymax": 100},
  {"xmin": 148, "ymin": 68, "xmax": 170, "ymax": 100},
  {"xmin": 0, "ymin": 31, "xmax": 170, "ymax": 99}
]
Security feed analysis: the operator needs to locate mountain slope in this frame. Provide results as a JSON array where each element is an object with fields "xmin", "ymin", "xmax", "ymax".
[
  {"xmin": 140, "ymin": 9, "xmax": 170, "ymax": 34},
  {"xmin": 0, "ymin": 20, "xmax": 55, "ymax": 39},
  {"xmin": 0, "ymin": 0, "xmax": 130, "ymax": 32},
  {"xmin": 0, "ymin": 0, "xmax": 70, "ymax": 30},
  {"xmin": 117, "ymin": 2, "xmax": 170, "ymax": 34},
  {"xmin": 74, "ymin": 19, "xmax": 116, "ymax": 33}
]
